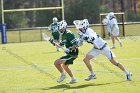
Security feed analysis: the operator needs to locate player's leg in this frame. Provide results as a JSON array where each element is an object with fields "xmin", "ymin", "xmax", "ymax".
[
  {"xmin": 115, "ymin": 36, "xmax": 123, "ymax": 47},
  {"xmin": 63, "ymin": 56, "xmax": 77, "ymax": 83},
  {"xmin": 113, "ymin": 30, "xmax": 123, "ymax": 47},
  {"xmin": 83, "ymin": 55, "xmax": 94, "ymax": 74},
  {"xmin": 83, "ymin": 48, "xmax": 98, "ymax": 81},
  {"xmin": 110, "ymin": 58, "xmax": 127, "ymax": 71},
  {"xmin": 109, "ymin": 58, "xmax": 132, "ymax": 81},
  {"xmin": 54, "ymin": 59, "xmax": 66, "ymax": 83},
  {"xmin": 111, "ymin": 35, "xmax": 116, "ymax": 49},
  {"xmin": 62, "ymin": 64, "xmax": 77, "ymax": 83},
  {"xmin": 102, "ymin": 46, "xmax": 132, "ymax": 81}
]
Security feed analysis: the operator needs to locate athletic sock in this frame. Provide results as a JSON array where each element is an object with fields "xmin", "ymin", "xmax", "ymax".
[
  {"xmin": 71, "ymin": 77, "xmax": 76, "ymax": 80},
  {"xmin": 124, "ymin": 70, "xmax": 129, "ymax": 75},
  {"xmin": 90, "ymin": 70, "xmax": 95, "ymax": 76},
  {"xmin": 61, "ymin": 72, "xmax": 65, "ymax": 76},
  {"xmin": 112, "ymin": 44, "xmax": 115, "ymax": 47}
]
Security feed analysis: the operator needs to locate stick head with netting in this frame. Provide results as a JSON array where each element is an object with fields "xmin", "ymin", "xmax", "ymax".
[{"xmin": 73, "ymin": 20, "xmax": 81, "ymax": 29}]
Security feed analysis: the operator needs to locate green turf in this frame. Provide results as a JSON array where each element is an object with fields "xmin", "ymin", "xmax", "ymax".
[{"xmin": 0, "ymin": 36, "xmax": 140, "ymax": 93}]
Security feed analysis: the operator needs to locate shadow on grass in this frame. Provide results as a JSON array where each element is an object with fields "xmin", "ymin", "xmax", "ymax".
[{"xmin": 28, "ymin": 80, "xmax": 126, "ymax": 91}]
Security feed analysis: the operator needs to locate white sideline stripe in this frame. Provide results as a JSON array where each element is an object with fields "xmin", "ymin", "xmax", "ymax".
[
  {"xmin": 0, "ymin": 66, "xmax": 123, "ymax": 75},
  {"xmin": 0, "ymin": 57, "xmax": 140, "ymax": 69},
  {"xmin": 0, "ymin": 65, "xmax": 52, "ymax": 71},
  {"xmin": 0, "ymin": 65, "xmax": 139, "ymax": 75},
  {"xmin": 73, "ymin": 69, "xmax": 124, "ymax": 74},
  {"xmin": 0, "ymin": 57, "xmax": 139, "ymax": 75}
]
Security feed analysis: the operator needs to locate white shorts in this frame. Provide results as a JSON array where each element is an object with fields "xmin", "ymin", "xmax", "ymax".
[
  {"xmin": 87, "ymin": 45, "xmax": 116, "ymax": 60},
  {"xmin": 111, "ymin": 29, "xmax": 119, "ymax": 36}
]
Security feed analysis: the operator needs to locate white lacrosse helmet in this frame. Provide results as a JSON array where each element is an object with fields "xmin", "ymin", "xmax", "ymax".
[
  {"xmin": 53, "ymin": 17, "xmax": 58, "ymax": 23},
  {"xmin": 84, "ymin": 19, "xmax": 89, "ymax": 28},
  {"xmin": 108, "ymin": 12, "xmax": 114, "ymax": 19},
  {"xmin": 58, "ymin": 20, "xmax": 67, "ymax": 33},
  {"xmin": 77, "ymin": 19, "xmax": 89, "ymax": 30}
]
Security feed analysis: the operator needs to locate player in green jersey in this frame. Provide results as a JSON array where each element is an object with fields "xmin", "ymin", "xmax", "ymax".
[
  {"xmin": 54, "ymin": 20, "xmax": 79, "ymax": 83},
  {"xmin": 48, "ymin": 17, "xmax": 60, "ymax": 51}
]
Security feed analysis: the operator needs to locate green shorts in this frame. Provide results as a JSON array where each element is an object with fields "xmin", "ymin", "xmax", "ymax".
[
  {"xmin": 52, "ymin": 32, "xmax": 60, "ymax": 40},
  {"xmin": 60, "ymin": 55, "xmax": 77, "ymax": 65}
]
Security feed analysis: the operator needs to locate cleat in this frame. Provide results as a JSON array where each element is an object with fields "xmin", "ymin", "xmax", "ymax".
[
  {"xmin": 111, "ymin": 46, "xmax": 116, "ymax": 49},
  {"xmin": 126, "ymin": 72, "xmax": 132, "ymax": 81},
  {"xmin": 85, "ymin": 74, "xmax": 96, "ymax": 81},
  {"xmin": 68, "ymin": 79, "xmax": 77, "ymax": 84},
  {"xmin": 57, "ymin": 74, "xmax": 66, "ymax": 83}
]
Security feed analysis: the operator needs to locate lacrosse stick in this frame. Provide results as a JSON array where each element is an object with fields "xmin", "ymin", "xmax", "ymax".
[
  {"xmin": 73, "ymin": 20, "xmax": 81, "ymax": 29},
  {"xmin": 42, "ymin": 33, "xmax": 65, "ymax": 51}
]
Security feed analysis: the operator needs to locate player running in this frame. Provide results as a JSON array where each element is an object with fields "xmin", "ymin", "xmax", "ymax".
[
  {"xmin": 48, "ymin": 17, "xmax": 61, "ymax": 51},
  {"xmin": 74, "ymin": 19, "xmax": 132, "ymax": 81},
  {"xmin": 53, "ymin": 20, "xmax": 79, "ymax": 83},
  {"xmin": 106, "ymin": 12, "xmax": 123, "ymax": 49}
]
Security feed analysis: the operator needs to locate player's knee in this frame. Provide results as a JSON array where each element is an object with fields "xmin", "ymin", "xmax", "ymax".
[
  {"xmin": 83, "ymin": 57, "xmax": 89, "ymax": 63},
  {"xmin": 115, "ymin": 62, "xmax": 120, "ymax": 66},
  {"xmin": 54, "ymin": 61, "xmax": 57, "ymax": 66},
  {"xmin": 83, "ymin": 58, "xmax": 86, "ymax": 63},
  {"xmin": 110, "ymin": 59, "xmax": 119, "ymax": 66},
  {"xmin": 54, "ymin": 59, "xmax": 60, "ymax": 66}
]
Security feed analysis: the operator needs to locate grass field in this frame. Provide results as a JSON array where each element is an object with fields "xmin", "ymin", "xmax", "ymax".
[{"xmin": 0, "ymin": 35, "xmax": 140, "ymax": 93}]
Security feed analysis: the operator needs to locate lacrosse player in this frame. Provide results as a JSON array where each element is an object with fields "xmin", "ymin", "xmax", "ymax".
[
  {"xmin": 74, "ymin": 19, "xmax": 132, "ymax": 81},
  {"xmin": 53, "ymin": 20, "xmax": 79, "ymax": 83},
  {"xmin": 107, "ymin": 12, "xmax": 123, "ymax": 49},
  {"xmin": 48, "ymin": 17, "xmax": 61, "ymax": 51},
  {"xmin": 102, "ymin": 15, "xmax": 111, "ymax": 33}
]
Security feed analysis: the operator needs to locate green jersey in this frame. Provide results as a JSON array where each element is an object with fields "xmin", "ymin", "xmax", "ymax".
[
  {"xmin": 50, "ymin": 22, "xmax": 59, "ymax": 33},
  {"xmin": 61, "ymin": 30, "xmax": 79, "ymax": 57},
  {"xmin": 49, "ymin": 22, "xmax": 60, "ymax": 40}
]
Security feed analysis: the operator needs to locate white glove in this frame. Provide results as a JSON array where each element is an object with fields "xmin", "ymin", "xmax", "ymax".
[
  {"xmin": 77, "ymin": 31, "xmax": 87, "ymax": 39},
  {"xmin": 65, "ymin": 48, "xmax": 70, "ymax": 53},
  {"xmin": 77, "ymin": 31, "xmax": 83, "ymax": 36}
]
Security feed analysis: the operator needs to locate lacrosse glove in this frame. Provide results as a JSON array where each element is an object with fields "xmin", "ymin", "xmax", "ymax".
[
  {"xmin": 64, "ymin": 47, "xmax": 72, "ymax": 54},
  {"xmin": 78, "ymin": 31, "xmax": 89, "ymax": 41},
  {"xmin": 49, "ymin": 38, "xmax": 55, "ymax": 46}
]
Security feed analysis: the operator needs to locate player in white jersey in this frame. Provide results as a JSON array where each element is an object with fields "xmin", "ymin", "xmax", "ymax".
[
  {"xmin": 74, "ymin": 19, "xmax": 132, "ymax": 81},
  {"xmin": 107, "ymin": 12, "xmax": 123, "ymax": 49},
  {"xmin": 102, "ymin": 15, "xmax": 111, "ymax": 33}
]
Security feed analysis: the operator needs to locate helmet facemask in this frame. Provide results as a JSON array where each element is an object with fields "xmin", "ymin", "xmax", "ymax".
[
  {"xmin": 74, "ymin": 19, "xmax": 89, "ymax": 33},
  {"xmin": 58, "ymin": 20, "xmax": 67, "ymax": 34}
]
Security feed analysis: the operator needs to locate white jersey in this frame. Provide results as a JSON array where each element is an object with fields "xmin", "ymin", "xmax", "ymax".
[
  {"xmin": 108, "ymin": 18, "xmax": 119, "ymax": 31},
  {"xmin": 84, "ymin": 28, "xmax": 106, "ymax": 49},
  {"xmin": 78, "ymin": 28, "xmax": 115, "ymax": 60}
]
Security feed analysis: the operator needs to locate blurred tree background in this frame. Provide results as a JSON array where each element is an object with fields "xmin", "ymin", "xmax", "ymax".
[{"xmin": 0, "ymin": 0, "xmax": 140, "ymax": 28}]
